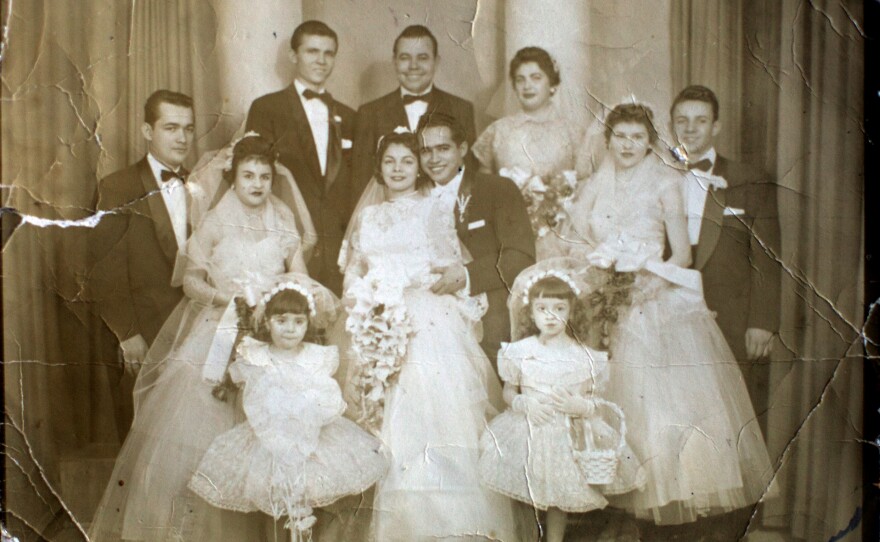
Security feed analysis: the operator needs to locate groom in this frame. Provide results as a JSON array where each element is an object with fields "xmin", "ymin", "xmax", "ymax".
[
  {"xmin": 246, "ymin": 20, "xmax": 355, "ymax": 296},
  {"xmin": 671, "ymin": 85, "xmax": 781, "ymax": 427},
  {"xmin": 417, "ymin": 113, "xmax": 535, "ymax": 363}
]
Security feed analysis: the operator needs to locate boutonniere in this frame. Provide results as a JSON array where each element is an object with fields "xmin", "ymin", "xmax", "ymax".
[
  {"xmin": 333, "ymin": 114, "xmax": 342, "ymax": 124},
  {"xmin": 456, "ymin": 194, "xmax": 471, "ymax": 222},
  {"xmin": 393, "ymin": 126, "xmax": 411, "ymax": 134}
]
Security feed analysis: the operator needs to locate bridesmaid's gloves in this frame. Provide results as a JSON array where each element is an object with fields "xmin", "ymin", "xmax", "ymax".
[{"xmin": 550, "ymin": 388, "xmax": 596, "ymax": 417}]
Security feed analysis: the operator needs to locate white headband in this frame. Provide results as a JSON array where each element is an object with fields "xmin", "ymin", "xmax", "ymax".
[
  {"xmin": 522, "ymin": 270, "xmax": 581, "ymax": 305},
  {"xmin": 261, "ymin": 281, "xmax": 317, "ymax": 317}
]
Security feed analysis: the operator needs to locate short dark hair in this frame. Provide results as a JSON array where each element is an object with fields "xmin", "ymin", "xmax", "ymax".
[
  {"xmin": 222, "ymin": 135, "xmax": 278, "ymax": 185},
  {"xmin": 604, "ymin": 103, "xmax": 659, "ymax": 145},
  {"xmin": 393, "ymin": 25, "xmax": 438, "ymax": 57},
  {"xmin": 144, "ymin": 90, "xmax": 193, "ymax": 126},
  {"xmin": 416, "ymin": 112, "xmax": 467, "ymax": 146},
  {"xmin": 515, "ymin": 276, "xmax": 589, "ymax": 341},
  {"xmin": 671, "ymin": 85, "xmax": 720, "ymax": 121},
  {"xmin": 290, "ymin": 20, "xmax": 338, "ymax": 52},
  {"xmin": 509, "ymin": 47, "xmax": 560, "ymax": 87},
  {"xmin": 374, "ymin": 131, "xmax": 429, "ymax": 190}
]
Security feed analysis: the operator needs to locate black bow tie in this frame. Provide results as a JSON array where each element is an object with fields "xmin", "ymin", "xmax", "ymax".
[
  {"xmin": 302, "ymin": 88, "xmax": 333, "ymax": 106},
  {"xmin": 402, "ymin": 92, "xmax": 431, "ymax": 105},
  {"xmin": 687, "ymin": 158, "xmax": 713, "ymax": 172},
  {"xmin": 160, "ymin": 168, "xmax": 187, "ymax": 183}
]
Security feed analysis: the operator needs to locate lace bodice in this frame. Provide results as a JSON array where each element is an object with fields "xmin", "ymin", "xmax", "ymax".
[
  {"xmin": 209, "ymin": 234, "xmax": 290, "ymax": 293},
  {"xmin": 230, "ymin": 340, "xmax": 344, "ymax": 460},
  {"xmin": 570, "ymin": 156, "xmax": 683, "ymax": 262},
  {"xmin": 473, "ymin": 111, "xmax": 590, "ymax": 179},
  {"xmin": 349, "ymin": 194, "xmax": 459, "ymax": 290},
  {"xmin": 499, "ymin": 337, "xmax": 609, "ymax": 398}
]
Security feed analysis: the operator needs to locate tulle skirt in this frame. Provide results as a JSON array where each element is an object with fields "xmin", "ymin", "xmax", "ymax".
[
  {"xmin": 371, "ymin": 290, "xmax": 522, "ymax": 542},
  {"xmin": 479, "ymin": 408, "xmax": 644, "ymax": 513},
  {"xmin": 189, "ymin": 417, "xmax": 388, "ymax": 517},
  {"xmin": 605, "ymin": 274, "xmax": 774, "ymax": 525},
  {"xmin": 88, "ymin": 305, "xmax": 261, "ymax": 541}
]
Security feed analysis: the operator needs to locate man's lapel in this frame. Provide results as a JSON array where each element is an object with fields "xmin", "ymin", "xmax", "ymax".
[
  {"xmin": 693, "ymin": 167, "xmax": 726, "ymax": 270},
  {"xmin": 388, "ymin": 92, "xmax": 411, "ymax": 131},
  {"xmin": 324, "ymin": 101, "xmax": 342, "ymax": 190},
  {"xmin": 286, "ymin": 85, "xmax": 323, "ymax": 183},
  {"xmin": 137, "ymin": 160, "xmax": 178, "ymax": 262},
  {"xmin": 454, "ymin": 167, "xmax": 475, "ymax": 238}
]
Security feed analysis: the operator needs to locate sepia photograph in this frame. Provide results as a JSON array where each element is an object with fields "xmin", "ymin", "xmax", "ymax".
[{"xmin": 1, "ymin": 1, "xmax": 869, "ymax": 541}]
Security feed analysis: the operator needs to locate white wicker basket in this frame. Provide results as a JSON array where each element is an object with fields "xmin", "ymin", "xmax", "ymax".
[{"xmin": 569, "ymin": 398, "xmax": 627, "ymax": 485}]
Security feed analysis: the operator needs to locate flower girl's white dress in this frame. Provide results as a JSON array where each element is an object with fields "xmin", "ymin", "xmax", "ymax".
[
  {"xmin": 344, "ymin": 193, "xmax": 520, "ymax": 542},
  {"xmin": 479, "ymin": 337, "xmax": 644, "ymax": 513},
  {"xmin": 189, "ymin": 339, "xmax": 387, "ymax": 518}
]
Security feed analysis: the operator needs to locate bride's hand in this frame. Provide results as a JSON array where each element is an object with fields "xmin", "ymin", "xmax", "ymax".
[{"xmin": 430, "ymin": 264, "xmax": 467, "ymax": 295}]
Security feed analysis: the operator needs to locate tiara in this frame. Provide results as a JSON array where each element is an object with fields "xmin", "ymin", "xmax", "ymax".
[
  {"xmin": 260, "ymin": 281, "xmax": 317, "ymax": 317},
  {"xmin": 522, "ymin": 270, "xmax": 581, "ymax": 305},
  {"xmin": 375, "ymin": 126, "xmax": 414, "ymax": 152}
]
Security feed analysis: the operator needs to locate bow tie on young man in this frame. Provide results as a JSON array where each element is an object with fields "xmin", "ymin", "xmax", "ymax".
[
  {"xmin": 302, "ymin": 88, "xmax": 333, "ymax": 106},
  {"xmin": 402, "ymin": 91, "xmax": 431, "ymax": 105},
  {"xmin": 687, "ymin": 158, "xmax": 713, "ymax": 172},
  {"xmin": 160, "ymin": 168, "xmax": 188, "ymax": 183}
]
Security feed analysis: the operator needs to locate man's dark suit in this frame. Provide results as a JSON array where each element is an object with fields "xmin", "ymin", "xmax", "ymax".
[
  {"xmin": 246, "ymin": 85, "xmax": 355, "ymax": 296},
  {"xmin": 352, "ymin": 87, "xmax": 476, "ymax": 202},
  {"xmin": 90, "ymin": 158, "xmax": 185, "ymax": 348},
  {"xmin": 693, "ymin": 155, "xmax": 781, "ymax": 421},
  {"xmin": 454, "ymin": 168, "xmax": 536, "ymax": 364}
]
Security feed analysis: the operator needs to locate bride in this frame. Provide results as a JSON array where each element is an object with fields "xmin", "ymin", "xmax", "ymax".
[{"xmin": 338, "ymin": 131, "xmax": 521, "ymax": 541}]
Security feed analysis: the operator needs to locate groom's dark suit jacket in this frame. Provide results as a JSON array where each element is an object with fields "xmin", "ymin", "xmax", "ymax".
[
  {"xmin": 90, "ymin": 157, "xmax": 185, "ymax": 346},
  {"xmin": 693, "ymin": 155, "xmax": 780, "ymax": 420},
  {"xmin": 352, "ymin": 87, "xmax": 476, "ymax": 204},
  {"xmin": 246, "ymin": 85, "xmax": 356, "ymax": 296},
  {"xmin": 455, "ymin": 168, "xmax": 536, "ymax": 364}
]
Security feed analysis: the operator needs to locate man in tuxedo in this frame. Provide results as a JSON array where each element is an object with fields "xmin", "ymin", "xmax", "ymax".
[
  {"xmin": 91, "ymin": 90, "xmax": 195, "ymax": 372},
  {"xmin": 352, "ymin": 24, "xmax": 476, "ymax": 202},
  {"xmin": 671, "ymin": 85, "xmax": 781, "ymax": 426},
  {"xmin": 246, "ymin": 20, "xmax": 354, "ymax": 295},
  {"xmin": 418, "ymin": 113, "xmax": 535, "ymax": 364}
]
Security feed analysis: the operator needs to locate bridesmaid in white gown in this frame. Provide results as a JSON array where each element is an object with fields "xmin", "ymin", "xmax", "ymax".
[
  {"xmin": 340, "ymin": 132, "xmax": 521, "ymax": 541},
  {"xmin": 89, "ymin": 136, "xmax": 312, "ymax": 541},
  {"xmin": 564, "ymin": 104, "xmax": 774, "ymax": 533},
  {"xmin": 472, "ymin": 46, "xmax": 595, "ymax": 260}
]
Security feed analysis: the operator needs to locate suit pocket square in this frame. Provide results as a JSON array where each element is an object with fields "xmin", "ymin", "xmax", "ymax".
[
  {"xmin": 467, "ymin": 219, "xmax": 486, "ymax": 231},
  {"xmin": 723, "ymin": 207, "xmax": 745, "ymax": 216},
  {"xmin": 341, "ymin": 138, "xmax": 353, "ymax": 149}
]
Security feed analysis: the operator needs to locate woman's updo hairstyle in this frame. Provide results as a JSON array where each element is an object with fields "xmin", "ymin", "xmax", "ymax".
[
  {"xmin": 222, "ymin": 135, "xmax": 279, "ymax": 185},
  {"xmin": 374, "ymin": 131, "xmax": 428, "ymax": 190},
  {"xmin": 603, "ymin": 103, "xmax": 659, "ymax": 146},
  {"xmin": 515, "ymin": 276, "xmax": 589, "ymax": 341},
  {"xmin": 254, "ymin": 288, "xmax": 316, "ymax": 343},
  {"xmin": 509, "ymin": 46, "xmax": 561, "ymax": 88}
]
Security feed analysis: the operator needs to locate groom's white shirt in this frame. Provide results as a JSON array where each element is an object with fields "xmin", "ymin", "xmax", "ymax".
[
  {"xmin": 295, "ymin": 79, "xmax": 330, "ymax": 176},
  {"xmin": 147, "ymin": 152, "xmax": 188, "ymax": 249},
  {"xmin": 432, "ymin": 167, "xmax": 470, "ymax": 292}
]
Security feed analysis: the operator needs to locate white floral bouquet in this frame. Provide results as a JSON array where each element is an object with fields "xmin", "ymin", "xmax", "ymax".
[
  {"xmin": 345, "ymin": 273, "xmax": 415, "ymax": 433},
  {"xmin": 499, "ymin": 167, "xmax": 579, "ymax": 237}
]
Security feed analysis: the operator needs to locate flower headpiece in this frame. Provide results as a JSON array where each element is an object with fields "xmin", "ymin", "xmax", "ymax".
[
  {"xmin": 222, "ymin": 131, "xmax": 262, "ymax": 172},
  {"xmin": 522, "ymin": 269, "xmax": 582, "ymax": 305},
  {"xmin": 259, "ymin": 281, "xmax": 317, "ymax": 317}
]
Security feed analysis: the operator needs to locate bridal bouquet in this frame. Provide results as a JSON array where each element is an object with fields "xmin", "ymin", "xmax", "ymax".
[
  {"xmin": 584, "ymin": 267, "xmax": 636, "ymax": 348},
  {"xmin": 345, "ymin": 274, "xmax": 415, "ymax": 433},
  {"xmin": 500, "ymin": 167, "xmax": 579, "ymax": 237}
]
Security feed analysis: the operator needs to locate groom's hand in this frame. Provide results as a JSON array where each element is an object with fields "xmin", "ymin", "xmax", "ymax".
[
  {"xmin": 120, "ymin": 334, "xmax": 148, "ymax": 375},
  {"xmin": 430, "ymin": 264, "xmax": 467, "ymax": 295}
]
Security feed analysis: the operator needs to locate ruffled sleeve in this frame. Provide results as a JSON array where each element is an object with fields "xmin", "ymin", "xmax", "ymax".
[
  {"xmin": 228, "ymin": 337, "xmax": 272, "ymax": 385},
  {"xmin": 472, "ymin": 121, "xmax": 498, "ymax": 172},
  {"xmin": 497, "ymin": 341, "xmax": 524, "ymax": 386}
]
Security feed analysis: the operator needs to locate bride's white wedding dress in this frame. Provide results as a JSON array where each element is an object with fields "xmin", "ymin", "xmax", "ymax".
[{"xmin": 343, "ymin": 193, "xmax": 520, "ymax": 542}]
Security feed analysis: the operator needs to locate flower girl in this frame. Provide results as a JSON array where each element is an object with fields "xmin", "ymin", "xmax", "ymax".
[
  {"xmin": 479, "ymin": 258, "xmax": 644, "ymax": 542},
  {"xmin": 188, "ymin": 275, "xmax": 388, "ymax": 541}
]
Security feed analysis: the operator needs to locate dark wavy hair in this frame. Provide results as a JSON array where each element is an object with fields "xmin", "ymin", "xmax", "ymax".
[
  {"xmin": 374, "ymin": 131, "xmax": 429, "ymax": 190},
  {"xmin": 509, "ymin": 47, "xmax": 560, "ymax": 87},
  {"xmin": 604, "ymin": 103, "xmax": 659, "ymax": 146},
  {"xmin": 393, "ymin": 24, "xmax": 438, "ymax": 57},
  {"xmin": 144, "ymin": 89, "xmax": 193, "ymax": 126},
  {"xmin": 222, "ymin": 135, "xmax": 278, "ymax": 185},
  {"xmin": 290, "ymin": 20, "xmax": 338, "ymax": 52},
  {"xmin": 671, "ymin": 85, "xmax": 720, "ymax": 121},
  {"xmin": 254, "ymin": 288, "xmax": 317, "ymax": 344},
  {"xmin": 515, "ymin": 276, "xmax": 590, "ymax": 342}
]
